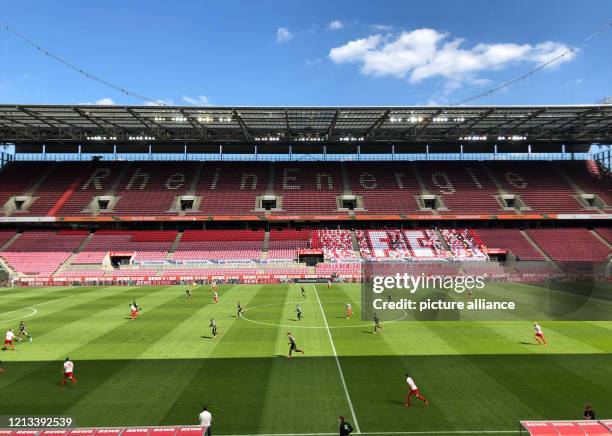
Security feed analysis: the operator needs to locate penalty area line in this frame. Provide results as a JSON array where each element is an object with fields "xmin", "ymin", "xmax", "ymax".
[{"xmin": 313, "ymin": 285, "xmax": 361, "ymax": 434}]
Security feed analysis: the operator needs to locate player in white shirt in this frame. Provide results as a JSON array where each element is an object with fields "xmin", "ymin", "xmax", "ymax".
[
  {"xmin": 198, "ymin": 404, "xmax": 212, "ymax": 435},
  {"xmin": 61, "ymin": 357, "xmax": 77, "ymax": 386},
  {"xmin": 534, "ymin": 322, "xmax": 547, "ymax": 346},
  {"xmin": 3, "ymin": 329, "xmax": 15, "ymax": 351},
  {"xmin": 404, "ymin": 373, "xmax": 429, "ymax": 407}
]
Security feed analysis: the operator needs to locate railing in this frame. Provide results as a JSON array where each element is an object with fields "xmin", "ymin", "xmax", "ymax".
[
  {"xmin": 594, "ymin": 146, "xmax": 611, "ymax": 172},
  {"xmin": 11, "ymin": 151, "xmax": 595, "ymax": 162}
]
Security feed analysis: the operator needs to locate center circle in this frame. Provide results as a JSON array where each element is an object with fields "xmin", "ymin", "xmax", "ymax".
[{"xmin": 239, "ymin": 300, "xmax": 407, "ymax": 329}]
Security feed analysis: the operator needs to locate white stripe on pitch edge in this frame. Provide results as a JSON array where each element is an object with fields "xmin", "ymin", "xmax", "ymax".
[{"xmin": 313, "ymin": 285, "xmax": 361, "ymax": 434}]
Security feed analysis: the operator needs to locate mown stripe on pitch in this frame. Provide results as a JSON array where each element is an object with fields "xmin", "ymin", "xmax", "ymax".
[
  {"xmin": 394, "ymin": 325, "xmax": 534, "ymax": 429},
  {"xmin": 161, "ymin": 284, "xmax": 294, "ymax": 434},
  {"xmin": 0, "ymin": 285, "xmax": 113, "ymax": 316},
  {"xmin": 1, "ymin": 354, "xmax": 610, "ymax": 431},
  {"xmin": 1, "ymin": 285, "xmax": 171, "ymax": 356},
  {"xmin": 64, "ymin": 285, "xmax": 232, "ymax": 426},
  {"xmin": 464, "ymin": 353, "xmax": 612, "ymax": 422}
]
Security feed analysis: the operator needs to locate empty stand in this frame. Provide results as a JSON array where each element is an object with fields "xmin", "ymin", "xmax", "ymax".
[
  {"xmin": 527, "ymin": 228, "xmax": 611, "ymax": 263},
  {"xmin": 561, "ymin": 160, "xmax": 612, "ymax": 207},
  {"xmin": 595, "ymin": 227, "xmax": 612, "ymax": 245},
  {"xmin": 0, "ymin": 160, "xmax": 610, "ymax": 216},
  {"xmin": 417, "ymin": 162, "xmax": 503, "ymax": 213},
  {"xmin": 0, "ymin": 230, "xmax": 88, "ymax": 275},
  {"xmin": 108, "ymin": 163, "xmax": 199, "ymax": 215},
  {"xmin": 488, "ymin": 161, "xmax": 584, "ymax": 213},
  {"xmin": 173, "ymin": 229, "xmax": 264, "ymax": 261},
  {"xmin": 267, "ymin": 229, "xmax": 311, "ymax": 260},
  {"xmin": 191, "ymin": 163, "xmax": 268, "ymax": 215},
  {"xmin": 473, "ymin": 229, "xmax": 544, "ymax": 260},
  {"xmin": 346, "ymin": 163, "xmax": 420, "ymax": 213},
  {"xmin": 274, "ymin": 163, "xmax": 343, "ymax": 213},
  {"xmin": 72, "ymin": 230, "xmax": 177, "ymax": 265}
]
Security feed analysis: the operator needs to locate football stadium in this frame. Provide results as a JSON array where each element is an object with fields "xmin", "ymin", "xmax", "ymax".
[{"xmin": 1, "ymin": 3, "xmax": 612, "ymax": 436}]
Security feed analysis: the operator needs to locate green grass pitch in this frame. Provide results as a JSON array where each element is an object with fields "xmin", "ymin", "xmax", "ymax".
[{"xmin": 1, "ymin": 282, "xmax": 611, "ymax": 435}]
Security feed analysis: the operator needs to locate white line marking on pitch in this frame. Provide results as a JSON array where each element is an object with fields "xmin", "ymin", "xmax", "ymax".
[
  {"xmin": 0, "ymin": 306, "xmax": 38, "ymax": 323},
  {"xmin": 314, "ymin": 285, "xmax": 361, "ymax": 434}
]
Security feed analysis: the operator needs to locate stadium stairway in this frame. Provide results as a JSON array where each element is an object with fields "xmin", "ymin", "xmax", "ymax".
[
  {"xmin": 25, "ymin": 162, "xmax": 58, "ymax": 197},
  {"xmin": 0, "ymin": 233, "xmax": 18, "ymax": 276},
  {"xmin": 0, "ymin": 231, "xmax": 20, "ymax": 252},
  {"xmin": 350, "ymin": 230, "xmax": 361, "ymax": 258},
  {"xmin": 409, "ymin": 161, "xmax": 430, "ymax": 195},
  {"xmin": 520, "ymin": 230, "xmax": 554, "ymax": 262},
  {"xmin": 591, "ymin": 229, "xmax": 612, "ymax": 250},
  {"xmin": 165, "ymin": 231, "xmax": 184, "ymax": 260},
  {"xmin": 47, "ymin": 164, "xmax": 94, "ymax": 217},
  {"xmin": 55, "ymin": 232, "xmax": 95, "ymax": 274},
  {"xmin": 0, "ymin": 232, "xmax": 19, "ymax": 276},
  {"xmin": 434, "ymin": 229, "xmax": 453, "ymax": 254},
  {"xmin": 340, "ymin": 162, "xmax": 351, "ymax": 194},
  {"xmin": 266, "ymin": 163, "xmax": 275, "ymax": 194},
  {"xmin": 260, "ymin": 231, "xmax": 270, "ymax": 260},
  {"xmin": 482, "ymin": 163, "xmax": 507, "ymax": 195}
]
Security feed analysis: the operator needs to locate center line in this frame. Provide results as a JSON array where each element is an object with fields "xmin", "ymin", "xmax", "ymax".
[{"xmin": 313, "ymin": 285, "xmax": 361, "ymax": 434}]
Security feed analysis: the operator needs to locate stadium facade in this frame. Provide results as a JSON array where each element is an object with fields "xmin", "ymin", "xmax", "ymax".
[{"xmin": 0, "ymin": 105, "xmax": 610, "ymax": 286}]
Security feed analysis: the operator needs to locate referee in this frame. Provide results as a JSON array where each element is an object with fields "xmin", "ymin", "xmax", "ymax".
[{"xmin": 199, "ymin": 404, "xmax": 212, "ymax": 435}]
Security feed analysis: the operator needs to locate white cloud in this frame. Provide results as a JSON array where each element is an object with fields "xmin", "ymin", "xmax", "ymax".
[
  {"xmin": 144, "ymin": 97, "xmax": 174, "ymax": 106},
  {"xmin": 95, "ymin": 97, "xmax": 115, "ymax": 105},
  {"xmin": 329, "ymin": 28, "xmax": 576, "ymax": 84},
  {"xmin": 371, "ymin": 24, "xmax": 393, "ymax": 32},
  {"xmin": 276, "ymin": 27, "xmax": 293, "ymax": 43},
  {"xmin": 182, "ymin": 95, "xmax": 212, "ymax": 106},
  {"xmin": 327, "ymin": 20, "xmax": 344, "ymax": 30},
  {"xmin": 329, "ymin": 35, "xmax": 383, "ymax": 63},
  {"xmin": 77, "ymin": 97, "xmax": 116, "ymax": 105}
]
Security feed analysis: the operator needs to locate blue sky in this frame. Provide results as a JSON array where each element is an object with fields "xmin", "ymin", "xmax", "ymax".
[{"xmin": 1, "ymin": 0, "xmax": 611, "ymax": 107}]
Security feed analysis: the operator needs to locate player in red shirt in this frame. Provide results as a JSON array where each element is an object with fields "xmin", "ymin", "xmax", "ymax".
[
  {"xmin": 129, "ymin": 303, "xmax": 139, "ymax": 320},
  {"xmin": 213, "ymin": 290, "xmax": 219, "ymax": 304},
  {"xmin": 3, "ymin": 329, "xmax": 15, "ymax": 351},
  {"xmin": 346, "ymin": 303, "xmax": 353, "ymax": 319},
  {"xmin": 404, "ymin": 373, "xmax": 429, "ymax": 407},
  {"xmin": 61, "ymin": 357, "xmax": 77, "ymax": 386}
]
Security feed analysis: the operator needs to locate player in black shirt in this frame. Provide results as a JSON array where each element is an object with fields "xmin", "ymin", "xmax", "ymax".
[
  {"xmin": 17, "ymin": 321, "xmax": 32, "ymax": 342},
  {"xmin": 338, "ymin": 416, "xmax": 353, "ymax": 436},
  {"xmin": 237, "ymin": 302, "xmax": 243, "ymax": 318},
  {"xmin": 301, "ymin": 286, "xmax": 306, "ymax": 298},
  {"xmin": 185, "ymin": 289, "xmax": 192, "ymax": 301},
  {"xmin": 287, "ymin": 332, "xmax": 304, "ymax": 358},
  {"xmin": 296, "ymin": 304, "xmax": 303, "ymax": 321},
  {"xmin": 209, "ymin": 318, "xmax": 218, "ymax": 339},
  {"xmin": 583, "ymin": 403, "xmax": 595, "ymax": 420},
  {"xmin": 373, "ymin": 313, "xmax": 383, "ymax": 334}
]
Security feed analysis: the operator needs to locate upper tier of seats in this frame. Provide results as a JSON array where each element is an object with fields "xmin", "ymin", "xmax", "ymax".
[{"xmin": 0, "ymin": 160, "xmax": 609, "ymax": 217}]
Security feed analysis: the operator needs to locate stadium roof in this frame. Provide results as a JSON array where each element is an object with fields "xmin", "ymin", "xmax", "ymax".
[{"xmin": 0, "ymin": 104, "xmax": 611, "ymax": 146}]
